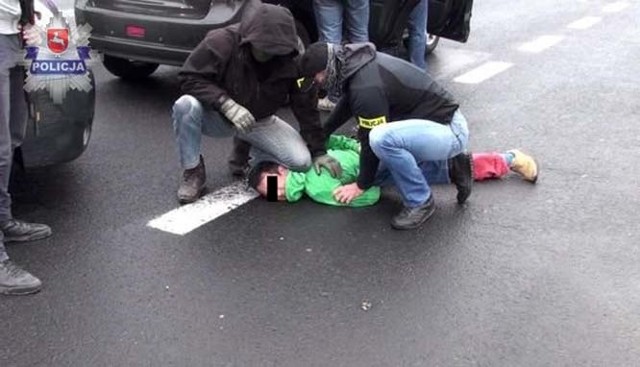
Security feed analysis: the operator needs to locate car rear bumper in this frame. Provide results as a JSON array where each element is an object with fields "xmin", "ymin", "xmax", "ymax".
[{"xmin": 75, "ymin": 0, "xmax": 257, "ymax": 66}]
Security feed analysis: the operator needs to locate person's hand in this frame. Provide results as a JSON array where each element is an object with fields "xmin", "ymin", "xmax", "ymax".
[
  {"xmin": 20, "ymin": 24, "xmax": 41, "ymax": 46},
  {"xmin": 333, "ymin": 182, "xmax": 364, "ymax": 204},
  {"xmin": 313, "ymin": 154, "xmax": 342, "ymax": 178},
  {"xmin": 219, "ymin": 98, "xmax": 255, "ymax": 134}
]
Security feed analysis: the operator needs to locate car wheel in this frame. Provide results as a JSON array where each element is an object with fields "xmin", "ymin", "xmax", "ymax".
[
  {"xmin": 425, "ymin": 33, "xmax": 440, "ymax": 55},
  {"xmin": 102, "ymin": 54, "xmax": 159, "ymax": 80}
]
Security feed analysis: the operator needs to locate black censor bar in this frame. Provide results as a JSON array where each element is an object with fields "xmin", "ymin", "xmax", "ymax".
[{"xmin": 266, "ymin": 176, "xmax": 278, "ymax": 202}]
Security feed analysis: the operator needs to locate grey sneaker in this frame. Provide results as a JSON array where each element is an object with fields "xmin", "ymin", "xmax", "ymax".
[
  {"xmin": 0, "ymin": 260, "xmax": 42, "ymax": 296},
  {"xmin": 0, "ymin": 219, "xmax": 52, "ymax": 243},
  {"xmin": 391, "ymin": 196, "xmax": 436, "ymax": 230},
  {"xmin": 178, "ymin": 156, "xmax": 206, "ymax": 204}
]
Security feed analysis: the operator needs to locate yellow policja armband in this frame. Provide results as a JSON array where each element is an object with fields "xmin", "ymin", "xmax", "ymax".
[{"xmin": 358, "ymin": 116, "xmax": 387, "ymax": 129}]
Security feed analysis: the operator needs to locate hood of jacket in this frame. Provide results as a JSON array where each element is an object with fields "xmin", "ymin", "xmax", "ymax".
[
  {"xmin": 239, "ymin": 3, "xmax": 299, "ymax": 57},
  {"xmin": 324, "ymin": 42, "xmax": 376, "ymax": 97},
  {"xmin": 285, "ymin": 171, "xmax": 306, "ymax": 202},
  {"xmin": 335, "ymin": 42, "xmax": 377, "ymax": 80}
]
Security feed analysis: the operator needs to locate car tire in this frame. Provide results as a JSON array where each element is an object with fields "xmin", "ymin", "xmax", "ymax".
[
  {"xmin": 425, "ymin": 34, "xmax": 440, "ymax": 55},
  {"xmin": 102, "ymin": 54, "xmax": 159, "ymax": 80}
]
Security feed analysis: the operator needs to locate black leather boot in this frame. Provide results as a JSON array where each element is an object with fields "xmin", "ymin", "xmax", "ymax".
[
  {"xmin": 391, "ymin": 196, "xmax": 436, "ymax": 230},
  {"xmin": 449, "ymin": 152, "xmax": 473, "ymax": 204},
  {"xmin": 228, "ymin": 137, "xmax": 251, "ymax": 177}
]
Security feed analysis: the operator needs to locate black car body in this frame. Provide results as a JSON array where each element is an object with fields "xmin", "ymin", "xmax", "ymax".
[{"xmin": 75, "ymin": 0, "xmax": 472, "ymax": 80}]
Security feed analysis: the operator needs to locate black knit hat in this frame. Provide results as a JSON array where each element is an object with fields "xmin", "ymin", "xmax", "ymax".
[{"xmin": 299, "ymin": 42, "xmax": 329, "ymax": 77}]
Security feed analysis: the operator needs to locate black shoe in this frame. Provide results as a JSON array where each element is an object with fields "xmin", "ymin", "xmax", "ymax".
[
  {"xmin": 177, "ymin": 156, "xmax": 206, "ymax": 204},
  {"xmin": 391, "ymin": 196, "xmax": 436, "ymax": 230},
  {"xmin": 0, "ymin": 219, "xmax": 52, "ymax": 243},
  {"xmin": 228, "ymin": 137, "xmax": 251, "ymax": 178},
  {"xmin": 0, "ymin": 260, "xmax": 42, "ymax": 296},
  {"xmin": 449, "ymin": 152, "xmax": 473, "ymax": 204},
  {"xmin": 228, "ymin": 163, "xmax": 249, "ymax": 178}
]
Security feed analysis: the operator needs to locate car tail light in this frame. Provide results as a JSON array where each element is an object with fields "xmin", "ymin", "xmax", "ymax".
[{"xmin": 126, "ymin": 25, "xmax": 145, "ymax": 38}]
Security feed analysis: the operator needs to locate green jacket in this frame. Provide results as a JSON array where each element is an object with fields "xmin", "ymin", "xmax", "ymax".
[{"xmin": 285, "ymin": 135, "xmax": 380, "ymax": 207}]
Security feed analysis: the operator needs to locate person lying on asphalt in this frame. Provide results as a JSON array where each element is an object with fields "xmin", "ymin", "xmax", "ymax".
[
  {"xmin": 247, "ymin": 135, "xmax": 539, "ymax": 208},
  {"xmin": 297, "ymin": 41, "xmax": 473, "ymax": 229},
  {"xmin": 171, "ymin": 3, "xmax": 342, "ymax": 204}
]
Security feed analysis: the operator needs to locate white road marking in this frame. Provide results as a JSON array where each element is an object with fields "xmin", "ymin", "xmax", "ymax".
[
  {"xmin": 453, "ymin": 61, "xmax": 514, "ymax": 84},
  {"xmin": 567, "ymin": 16, "xmax": 602, "ymax": 30},
  {"xmin": 603, "ymin": 1, "xmax": 630, "ymax": 13},
  {"xmin": 518, "ymin": 35, "xmax": 564, "ymax": 53},
  {"xmin": 147, "ymin": 181, "xmax": 259, "ymax": 235}
]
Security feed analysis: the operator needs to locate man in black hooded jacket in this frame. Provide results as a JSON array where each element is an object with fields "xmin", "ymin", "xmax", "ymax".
[
  {"xmin": 299, "ymin": 42, "xmax": 473, "ymax": 230},
  {"xmin": 171, "ymin": 3, "xmax": 341, "ymax": 203}
]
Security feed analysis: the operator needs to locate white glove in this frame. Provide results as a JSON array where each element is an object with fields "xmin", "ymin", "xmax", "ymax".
[
  {"xmin": 21, "ymin": 24, "xmax": 42, "ymax": 47},
  {"xmin": 219, "ymin": 98, "xmax": 255, "ymax": 134}
]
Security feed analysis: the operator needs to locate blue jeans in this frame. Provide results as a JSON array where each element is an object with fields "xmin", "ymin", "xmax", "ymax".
[
  {"xmin": 171, "ymin": 95, "xmax": 312, "ymax": 171},
  {"xmin": 313, "ymin": 0, "xmax": 370, "ymax": 44},
  {"xmin": 370, "ymin": 110, "xmax": 469, "ymax": 207},
  {"xmin": 0, "ymin": 34, "xmax": 28, "ymax": 261},
  {"xmin": 407, "ymin": 0, "xmax": 428, "ymax": 70}
]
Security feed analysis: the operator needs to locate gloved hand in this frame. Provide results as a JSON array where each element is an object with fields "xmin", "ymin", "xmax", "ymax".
[
  {"xmin": 313, "ymin": 154, "xmax": 343, "ymax": 178},
  {"xmin": 219, "ymin": 98, "xmax": 255, "ymax": 134}
]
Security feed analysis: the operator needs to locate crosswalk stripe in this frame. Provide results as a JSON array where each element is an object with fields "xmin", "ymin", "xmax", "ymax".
[
  {"xmin": 147, "ymin": 181, "xmax": 259, "ymax": 235},
  {"xmin": 518, "ymin": 35, "xmax": 564, "ymax": 53},
  {"xmin": 453, "ymin": 61, "xmax": 514, "ymax": 84},
  {"xmin": 567, "ymin": 16, "xmax": 602, "ymax": 30}
]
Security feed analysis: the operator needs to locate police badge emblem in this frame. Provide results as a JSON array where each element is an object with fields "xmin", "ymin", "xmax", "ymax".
[
  {"xmin": 46, "ymin": 28, "xmax": 69, "ymax": 54},
  {"xmin": 23, "ymin": 2, "xmax": 97, "ymax": 104}
]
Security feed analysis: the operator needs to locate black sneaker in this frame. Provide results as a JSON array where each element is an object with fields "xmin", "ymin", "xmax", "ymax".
[
  {"xmin": 391, "ymin": 196, "xmax": 436, "ymax": 230},
  {"xmin": 0, "ymin": 260, "xmax": 42, "ymax": 296},
  {"xmin": 0, "ymin": 219, "xmax": 52, "ymax": 243},
  {"xmin": 449, "ymin": 152, "xmax": 473, "ymax": 204}
]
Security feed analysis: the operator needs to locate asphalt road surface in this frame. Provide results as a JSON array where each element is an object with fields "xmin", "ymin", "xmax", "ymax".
[{"xmin": 2, "ymin": 0, "xmax": 640, "ymax": 366}]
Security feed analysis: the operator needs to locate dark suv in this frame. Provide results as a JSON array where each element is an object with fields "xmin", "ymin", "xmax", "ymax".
[{"xmin": 75, "ymin": 0, "xmax": 472, "ymax": 80}]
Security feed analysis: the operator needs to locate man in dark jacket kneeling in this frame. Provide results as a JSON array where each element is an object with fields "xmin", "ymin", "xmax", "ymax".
[{"xmin": 171, "ymin": 3, "xmax": 341, "ymax": 204}]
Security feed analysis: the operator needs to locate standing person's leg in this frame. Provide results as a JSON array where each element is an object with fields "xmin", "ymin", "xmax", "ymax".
[
  {"xmin": 0, "ymin": 34, "xmax": 18, "ymax": 225},
  {"xmin": 240, "ymin": 115, "xmax": 312, "ymax": 172},
  {"xmin": 344, "ymin": 0, "xmax": 370, "ymax": 43},
  {"xmin": 313, "ymin": 0, "xmax": 344, "ymax": 111},
  {"xmin": 369, "ymin": 111, "xmax": 469, "ymax": 229},
  {"xmin": 313, "ymin": 0, "xmax": 344, "ymax": 44},
  {"xmin": 0, "ymin": 35, "xmax": 43, "ymax": 296},
  {"xmin": 407, "ymin": 0, "xmax": 428, "ymax": 70}
]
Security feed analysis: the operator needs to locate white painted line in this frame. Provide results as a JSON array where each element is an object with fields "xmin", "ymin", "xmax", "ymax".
[
  {"xmin": 518, "ymin": 35, "xmax": 564, "ymax": 53},
  {"xmin": 567, "ymin": 16, "xmax": 602, "ymax": 30},
  {"xmin": 453, "ymin": 61, "xmax": 514, "ymax": 84},
  {"xmin": 603, "ymin": 2, "xmax": 630, "ymax": 13},
  {"xmin": 147, "ymin": 181, "xmax": 259, "ymax": 235}
]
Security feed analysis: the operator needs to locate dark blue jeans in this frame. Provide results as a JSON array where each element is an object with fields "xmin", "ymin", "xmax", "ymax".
[
  {"xmin": 313, "ymin": 0, "xmax": 370, "ymax": 44},
  {"xmin": 407, "ymin": 0, "xmax": 428, "ymax": 70}
]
